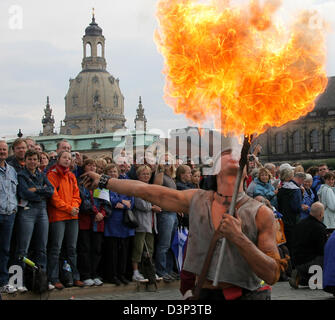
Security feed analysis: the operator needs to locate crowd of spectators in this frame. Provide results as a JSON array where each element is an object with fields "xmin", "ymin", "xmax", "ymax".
[
  {"xmin": 0, "ymin": 137, "xmax": 334, "ymax": 298},
  {"xmin": 245, "ymin": 148, "xmax": 335, "ymax": 295},
  {"xmin": 0, "ymin": 138, "xmax": 201, "ymax": 294}
]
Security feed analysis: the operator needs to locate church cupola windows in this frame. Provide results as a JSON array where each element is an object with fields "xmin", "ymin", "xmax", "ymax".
[
  {"xmin": 113, "ymin": 94, "xmax": 119, "ymax": 108},
  {"xmin": 82, "ymin": 9, "xmax": 106, "ymax": 71}
]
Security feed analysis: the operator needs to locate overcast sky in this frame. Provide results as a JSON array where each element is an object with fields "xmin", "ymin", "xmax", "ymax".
[{"xmin": 0, "ymin": 0, "xmax": 335, "ymax": 139}]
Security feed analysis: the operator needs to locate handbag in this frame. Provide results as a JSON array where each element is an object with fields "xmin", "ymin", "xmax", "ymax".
[
  {"xmin": 79, "ymin": 184, "xmax": 93, "ymax": 214},
  {"xmin": 123, "ymin": 209, "xmax": 139, "ymax": 228}
]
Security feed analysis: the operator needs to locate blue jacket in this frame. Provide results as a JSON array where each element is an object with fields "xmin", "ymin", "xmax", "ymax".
[
  {"xmin": 17, "ymin": 167, "xmax": 54, "ymax": 208},
  {"xmin": 312, "ymin": 175, "xmax": 324, "ymax": 201},
  {"xmin": 0, "ymin": 162, "xmax": 18, "ymax": 215},
  {"xmin": 323, "ymin": 231, "xmax": 335, "ymax": 288},
  {"xmin": 104, "ymin": 191, "xmax": 135, "ymax": 238},
  {"xmin": 301, "ymin": 188, "xmax": 315, "ymax": 220},
  {"xmin": 253, "ymin": 178, "xmax": 278, "ymax": 208},
  {"xmin": 277, "ymin": 180, "xmax": 303, "ymax": 226}
]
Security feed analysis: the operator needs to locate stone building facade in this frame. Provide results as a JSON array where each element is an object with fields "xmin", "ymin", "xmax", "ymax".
[
  {"xmin": 60, "ymin": 14, "xmax": 126, "ymax": 135},
  {"xmin": 256, "ymin": 76, "xmax": 335, "ymax": 164}
]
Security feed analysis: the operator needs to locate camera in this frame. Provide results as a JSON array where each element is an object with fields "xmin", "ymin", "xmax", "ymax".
[
  {"xmin": 248, "ymin": 155, "xmax": 255, "ymax": 162},
  {"xmin": 71, "ymin": 152, "xmax": 76, "ymax": 158}
]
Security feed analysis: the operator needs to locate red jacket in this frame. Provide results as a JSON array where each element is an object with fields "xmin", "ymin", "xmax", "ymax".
[{"xmin": 47, "ymin": 165, "xmax": 81, "ymax": 223}]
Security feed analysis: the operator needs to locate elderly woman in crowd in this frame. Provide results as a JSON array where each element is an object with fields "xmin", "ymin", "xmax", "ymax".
[
  {"xmin": 277, "ymin": 168, "xmax": 303, "ymax": 257},
  {"xmin": 246, "ymin": 168, "xmax": 260, "ymax": 198},
  {"xmin": 131, "ymin": 165, "xmax": 162, "ymax": 282},
  {"xmin": 103, "ymin": 164, "xmax": 135, "ymax": 286},
  {"xmin": 253, "ymin": 167, "xmax": 278, "ymax": 209},
  {"xmin": 318, "ymin": 172, "xmax": 335, "ymax": 229},
  {"xmin": 300, "ymin": 174, "xmax": 316, "ymax": 220}
]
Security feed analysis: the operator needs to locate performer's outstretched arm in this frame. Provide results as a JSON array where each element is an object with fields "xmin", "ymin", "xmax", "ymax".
[{"xmin": 81, "ymin": 172, "xmax": 197, "ymax": 214}]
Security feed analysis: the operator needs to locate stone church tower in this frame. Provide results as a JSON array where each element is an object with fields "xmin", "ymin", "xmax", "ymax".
[
  {"xmin": 40, "ymin": 96, "xmax": 55, "ymax": 136},
  {"xmin": 60, "ymin": 13, "xmax": 127, "ymax": 135},
  {"xmin": 134, "ymin": 96, "xmax": 147, "ymax": 131}
]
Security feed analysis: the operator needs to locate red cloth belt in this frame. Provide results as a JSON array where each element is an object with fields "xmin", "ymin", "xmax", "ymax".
[{"xmin": 222, "ymin": 285, "xmax": 272, "ymax": 300}]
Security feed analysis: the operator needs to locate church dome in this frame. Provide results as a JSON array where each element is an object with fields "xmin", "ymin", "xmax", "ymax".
[
  {"xmin": 85, "ymin": 17, "xmax": 103, "ymax": 37},
  {"xmin": 60, "ymin": 14, "xmax": 127, "ymax": 135},
  {"xmin": 63, "ymin": 70, "xmax": 126, "ymax": 135}
]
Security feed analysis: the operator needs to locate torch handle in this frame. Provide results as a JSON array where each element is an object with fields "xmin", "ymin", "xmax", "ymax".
[
  {"xmin": 212, "ymin": 135, "xmax": 251, "ymax": 286},
  {"xmin": 212, "ymin": 166, "xmax": 244, "ymax": 286}
]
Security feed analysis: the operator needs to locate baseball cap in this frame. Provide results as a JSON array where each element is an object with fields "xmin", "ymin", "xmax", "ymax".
[{"xmin": 279, "ymin": 163, "xmax": 295, "ymax": 172}]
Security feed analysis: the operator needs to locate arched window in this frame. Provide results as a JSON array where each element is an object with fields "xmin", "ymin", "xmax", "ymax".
[
  {"xmin": 293, "ymin": 130, "xmax": 303, "ymax": 154},
  {"xmin": 275, "ymin": 132, "xmax": 284, "ymax": 154},
  {"xmin": 310, "ymin": 130, "xmax": 320, "ymax": 152},
  {"xmin": 72, "ymin": 95, "xmax": 78, "ymax": 107},
  {"xmin": 97, "ymin": 43, "xmax": 103, "ymax": 57},
  {"xmin": 329, "ymin": 128, "xmax": 335, "ymax": 152},
  {"xmin": 86, "ymin": 43, "xmax": 92, "ymax": 57},
  {"xmin": 113, "ymin": 94, "xmax": 119, "ymax": 108}
]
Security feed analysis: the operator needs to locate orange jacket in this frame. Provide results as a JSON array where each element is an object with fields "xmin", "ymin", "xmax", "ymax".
[{"xmin": 47, "ymin": 165, "xmax": 81, "ymax": 223}]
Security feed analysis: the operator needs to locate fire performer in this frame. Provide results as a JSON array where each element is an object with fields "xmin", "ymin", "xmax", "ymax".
[{"xmin": 81, "ymin": 135, "xmax": 288, "ymax": 300}]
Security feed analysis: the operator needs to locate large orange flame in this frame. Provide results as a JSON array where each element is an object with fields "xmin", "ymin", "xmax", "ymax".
[{"xmin": 154, "ymin": 0, "xmax": 329, "ymax": 137}]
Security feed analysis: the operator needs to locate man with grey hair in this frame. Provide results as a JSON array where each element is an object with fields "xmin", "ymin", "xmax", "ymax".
[
  {"xmin": 277, "ymin": 170, "xmax": 305, "ymax": 257},
  {"xmin": 289, "ymin": 202, "xmax": 327, "ymax": 289}
]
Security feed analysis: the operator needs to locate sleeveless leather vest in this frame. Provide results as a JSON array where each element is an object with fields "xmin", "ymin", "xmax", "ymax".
[{"xmin": 183, "ymin": 190, "xmax": 263, "ymax": 291}]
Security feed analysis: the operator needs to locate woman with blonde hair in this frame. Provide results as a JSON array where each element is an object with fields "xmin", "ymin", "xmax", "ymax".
[
  {"xmin": 95, "ymin": 158, "xmax": 107, "ymax": 175},
  {"xmin": 103, "ymin": 164, "xmax": 135, "ymax": 285},
  {"xmin": 254, "ymin": 167, "xmax": 278, "ymax": 209},
  {"xmin": 190, "ymin": 168, "xmax": 201, "ymax": 189}
]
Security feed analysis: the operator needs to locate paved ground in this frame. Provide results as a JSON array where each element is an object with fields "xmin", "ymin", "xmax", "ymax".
[
  {"xmin": 2, "ymin": 280, "xmax": 334, "ymax": 300},
  {"xmin": 57, "ymin": 281, "xmax": 335, "ymax": 300}
]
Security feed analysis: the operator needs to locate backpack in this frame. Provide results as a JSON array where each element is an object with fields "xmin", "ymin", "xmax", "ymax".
[
  {"xmin": 78, "ymin": 184, "xmax": 93, "ymax": 213},
  {"xmin": 24, "ymin": 266, "xmax": 48, "ymax": 294}
]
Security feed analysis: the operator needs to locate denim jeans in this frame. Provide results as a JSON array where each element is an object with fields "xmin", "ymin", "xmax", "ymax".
[
  {"xmin": 155, "ymin": 212, "xmax": 178, "ymax": 276},
  {"xmin": 47, "ymin": 219, "xmax": 80, "ymax": 283},
  {"xmin": 0, "ymin": 213, "xmax": 16, "ymax": 286},
  {"xmin": 15, "ymin": 206, "xmax": 49, "ymax": 271}
]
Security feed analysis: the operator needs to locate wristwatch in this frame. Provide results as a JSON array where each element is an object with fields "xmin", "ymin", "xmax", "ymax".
[{"xmin": 98, "ymin": 174, "xmax": 111, "ymax": 190}]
